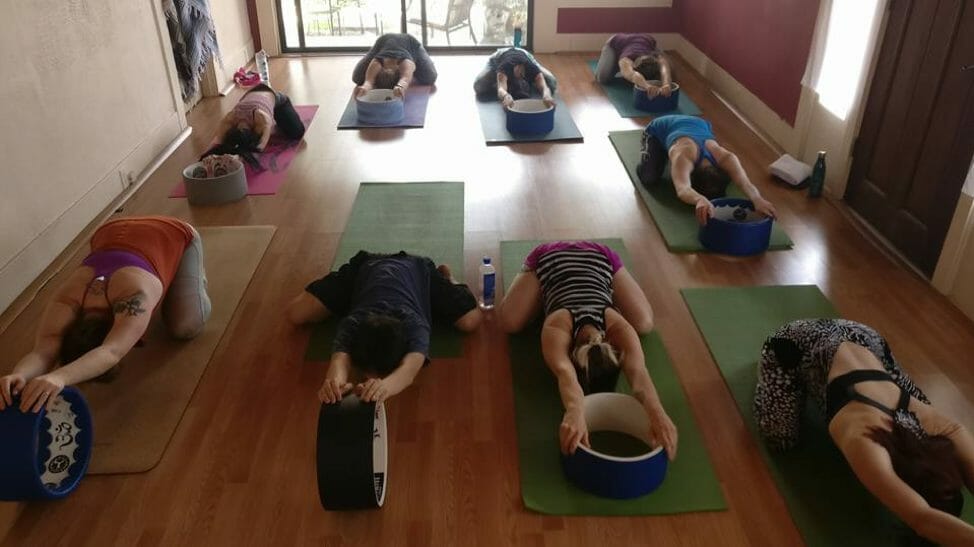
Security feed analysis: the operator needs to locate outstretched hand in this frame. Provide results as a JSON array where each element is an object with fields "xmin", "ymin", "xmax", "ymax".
[
  {"xmin": 645, "ymin": 85, "xmax": 661, "ymax": 99},
  {"xmin": 501, "ymin": 94, "xmax": 515, "ymax": 109},
  {"xmin": 354, "ymin": 85, "xmax": 369, "ymax": 98},
  {"xmin": 542, "ymin": 95, "xmax": 555, "ymax": 108},
  {"xmin": 355, "ymin": 378, "xmax": 388, "ymax": 403},
  {"xmin": 318, "ymin": 378, "xmax": 353, "ymax": 404},
  {"xmin": 647, "ymin": 406, "xmax": 678, "ymax": 461},
  {"xmin": 19, "ymin": 374, "xmax": 65, "ymax": 413},
  {"xmin": 695, "ymin": 197, "xmax": 715, "ymax": 226},
  {"xmin": 559, "ymin": 409, "xmax": 589, "ymax": 455},
  {"xmin": 753, "ymin": 196, "xmax": 778, "ymax": 220},
  {"xmin": 0, "ymin": 374, "xmax": 26, "ymax": 411},
  {"xmin": 659, "ymin": 83, "xmax": 673, "ymax": 98}
]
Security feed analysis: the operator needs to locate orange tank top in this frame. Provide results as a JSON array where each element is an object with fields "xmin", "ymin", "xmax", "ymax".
[{"xmin": 88, "ymin": 216, "xmax": 194, "ymax": 294}]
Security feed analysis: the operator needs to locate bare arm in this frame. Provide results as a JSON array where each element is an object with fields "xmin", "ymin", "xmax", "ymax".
[
  {"xmin": 541, "ymin": 313, "xmax": 588, "ymax": 454},
  {"xmin": 16, "ymin": 291, "xmax": 153, "ymax": 413},
  {"xmin": 357, "ymin": 351, "xmax": 425, "ymax": 402},
  {"xmin": 658, "ymin": 55, "xmax": 673, "ymax": 88},
  {"xmin": 946, "ymin": 421, "xmax": 974, "ymax": 494},
  {"xmin": 608, "ymin": 311, "xmax": 677, "ymax": 459},
  {"xmin": 843, "ymin": 439, "xmax": 974, "ymax": 545},
  {"xmin": 319, "ymin": 351, "xmax": 353, "ymax": 403},
  {"xmin": 534, "ymin": 73, "xmax": 553, "ymax": 106},
  {"xmin": 619, "ymin": 57, "xmax": 648, "ymax": 89},
  {"xmin": 53, "ymin": 292, "xmax": 152, "ymax": 386},
  {"xmin": 496, "ymin": 72, "xmax": 513, "ymax": 107},
  {"xmin": 254, "ymin": 112, "xmax": 272, "ymax": 151},
  {"xmin": 670, "ymin": 150, "xmax": 714, "ymax": 225},
  {"xmin": 395, "ymin": 60, "xmax": 416, "ymax": 96},
  {"xmin": 709, "ymin": 141, "xmax": 777, "ymax": 218},
  {"xmin": 355, "ymin": 59, "xmax": 384, "ymax": 95}
]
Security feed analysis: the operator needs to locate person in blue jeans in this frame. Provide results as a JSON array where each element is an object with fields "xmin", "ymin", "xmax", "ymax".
[
  {"xmin": 474, "ymin": 47, "xmax": 557, "ymax": 108},
  {"xmin": 287, "ymin": 251, "xmax": 481, "ymax": 404},
  {"xmin": 637, "ymin": 114, "xmax": 778, "ymax": 225}
]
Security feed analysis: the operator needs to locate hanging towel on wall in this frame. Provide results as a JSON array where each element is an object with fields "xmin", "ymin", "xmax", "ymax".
[{"xmin": 163, "ymin": 0, "xmax": 221, "ymax": 99}]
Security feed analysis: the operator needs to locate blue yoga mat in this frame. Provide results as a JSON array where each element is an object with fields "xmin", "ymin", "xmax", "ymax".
[{"xmin": 588, "ymin": 60, "xmax": 702, "ymax": 118}]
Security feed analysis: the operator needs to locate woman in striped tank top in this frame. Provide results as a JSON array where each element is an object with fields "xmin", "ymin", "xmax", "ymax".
[{"xmin": 498, "ymin": 241, "xmax": 678, "ymax": 459}]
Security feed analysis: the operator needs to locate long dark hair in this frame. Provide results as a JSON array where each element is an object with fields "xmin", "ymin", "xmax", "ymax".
[
  {"xmin": 201, "ymin": 127, "xmax": 261, "ymax": 168},
  {"xmin": 59, "ymin": 314, "xmax": 113, "ymax": 365},
  {"xmin": 865, "ymin": 422, "xmax": 964, "ymax": 517}
]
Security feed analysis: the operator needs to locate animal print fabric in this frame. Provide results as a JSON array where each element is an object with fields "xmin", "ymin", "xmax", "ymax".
[{"xmin": 752, "ymin": 319, "xmax": 929, "ymax": 450}]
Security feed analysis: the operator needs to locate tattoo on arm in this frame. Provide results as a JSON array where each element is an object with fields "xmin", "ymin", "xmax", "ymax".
[{"xmin": 112, "ymin": 293, "xmax": 147, "ymax": 317}]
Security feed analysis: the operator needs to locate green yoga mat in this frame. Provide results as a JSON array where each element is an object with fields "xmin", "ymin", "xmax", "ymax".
[
  {"xmin": 609, "ymin": 130, "xmax": 793, "ymax": 253},
  {"xmin": 588, "ymin": 60, "xmax": 702, "ymax": 118},
  {"xmin": 304, "ymin": 182, "xmax": 465, "ymax": 361},
  {"xmin": 680, "ymin": 285, "xmax": 974, "ymax": 546},
  {"xmin": 501, "ymin": 239, "xmax": 725, "ymax": 515}
]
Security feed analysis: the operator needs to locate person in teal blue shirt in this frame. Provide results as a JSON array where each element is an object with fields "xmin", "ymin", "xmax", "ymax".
[{"xmin": 637, "ymin": 115, "xmax": 778, "ymax": 225}]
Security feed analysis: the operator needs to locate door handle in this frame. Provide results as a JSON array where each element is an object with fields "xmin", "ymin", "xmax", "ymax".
[{"xmin": 964, "ymin": 64, "xmax": 974, "ymax": 71}]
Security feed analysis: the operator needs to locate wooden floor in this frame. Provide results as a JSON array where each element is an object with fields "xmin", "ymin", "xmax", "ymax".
[{"xmin": 2, "ymin": 52, "xmax": 974, "ymax": 547}]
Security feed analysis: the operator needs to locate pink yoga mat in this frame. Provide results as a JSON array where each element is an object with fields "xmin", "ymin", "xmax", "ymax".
[{"xmin": 170, "ymin": 105, "xmax": 319, "ymax": 198}]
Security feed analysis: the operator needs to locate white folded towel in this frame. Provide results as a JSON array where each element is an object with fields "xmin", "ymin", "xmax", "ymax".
[{"xmin": 769, "ymin": 154, "xmax": 813, "ymax": 187}]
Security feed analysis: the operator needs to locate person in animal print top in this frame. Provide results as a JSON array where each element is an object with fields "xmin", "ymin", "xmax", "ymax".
[
  {"xmin": 498, "ymin": 241, "xmax": 677, "ymax": 459},
  {"xmin": 754, "ymin": 318, "xmax": 974, "ymax": 544}
]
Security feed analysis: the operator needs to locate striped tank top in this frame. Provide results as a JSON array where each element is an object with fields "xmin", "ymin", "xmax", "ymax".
[{"xmin": 534, "ymin": 247, "xmax": 616, "ymax": 337}]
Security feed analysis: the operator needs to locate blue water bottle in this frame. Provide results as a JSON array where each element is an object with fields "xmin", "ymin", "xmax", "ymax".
[
  {"xmin": 479, "ymin": 256, "xmax": 496, "ymax": 310},
  {"xmin": 513, "ymin": 24, "xmax": 523, "ymax": 49}
]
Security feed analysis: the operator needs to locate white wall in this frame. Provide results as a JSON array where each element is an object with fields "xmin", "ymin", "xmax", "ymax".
[
  {"xmin": 0, "ymin": 0, "xmax": 186, "ymax": 315},
  {"xmin": 211, "ymin": 0, "xmax": 257, "ymax": 90},
  {"xmin": 934, "ymin": 160, "xmax": 974, "ymax": 317}
]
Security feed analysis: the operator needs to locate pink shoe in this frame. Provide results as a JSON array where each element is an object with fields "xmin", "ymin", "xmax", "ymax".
[{"xmin": 234, "ymin": 68, "xmax": 261, "ymax": 87}]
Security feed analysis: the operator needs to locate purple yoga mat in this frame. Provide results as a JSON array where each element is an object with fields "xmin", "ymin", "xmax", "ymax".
[
  {"xmin": 336, "ymin": 86, "xmax": 431, "ymax": 129},
  {"xmin": 170, "ymin": 105, "xmax": 318, "ymax": 198}
]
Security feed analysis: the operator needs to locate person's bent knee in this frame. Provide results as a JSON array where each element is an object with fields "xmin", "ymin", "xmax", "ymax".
[
  {"xmin": 630, "ymin": 314, "xmax": 654, "ymax": 335},
  {"xmin": 170, "ymin": 318, "xmax": 206, "ymax": 340},
  {"xmin": 455, "ymin": 308, "xmax": 483, "ymax": 333}
]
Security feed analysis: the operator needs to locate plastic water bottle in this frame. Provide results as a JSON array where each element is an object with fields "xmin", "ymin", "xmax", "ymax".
[
  {"xmin": 513, "ymin": 23, "xmax": 523, "ymax": 48},
  {"xmin": 255, "ymin": 50, "xmax": 270, "ymax": 84},
  {"xmin": 479, "ymin": 256, "xmax": 496, "ymax": 310},
  {"xmin": 808, "ymin": 151, "xmax": 827, "ymax": 198}
]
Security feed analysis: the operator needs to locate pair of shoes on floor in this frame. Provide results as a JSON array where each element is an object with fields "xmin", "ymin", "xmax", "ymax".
[{"xmin": 234, "ymin": 68, "xmax": 262, "ymax": 87}]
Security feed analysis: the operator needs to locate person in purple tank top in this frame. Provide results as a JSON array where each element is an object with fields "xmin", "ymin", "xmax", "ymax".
[
  {"xmin": 202, "ymin": 82, "xmax": 306, "ymax": 167},
  {"xmin": 595, "ymin": 33, "xmax": 674, "ymax": 100}
]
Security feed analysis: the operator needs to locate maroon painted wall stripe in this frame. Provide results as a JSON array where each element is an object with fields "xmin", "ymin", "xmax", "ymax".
[
  {"xmin": 557, "ymin": 7, "xmax": 681, "ymax": 34},
  {"xmin": 678, "ymin": 0, "xmax": 820, "ymax": 124}
]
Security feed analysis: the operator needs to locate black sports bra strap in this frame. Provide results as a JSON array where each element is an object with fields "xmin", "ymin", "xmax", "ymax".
[
  {"xmin": 896, "ymin": 387, "xmax": 911, "ymax": 413},
  {"xmin": 846, "ymin": 391, "xmax": 896, "ymax": 419},
  {"xmin": 833, "ymin": 369, "xmax": 901, "ymax": 419}
]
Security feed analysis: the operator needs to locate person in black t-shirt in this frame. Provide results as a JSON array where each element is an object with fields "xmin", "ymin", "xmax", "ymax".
[
  {"xmin": 474, "ymin": 47, "xmax": 557, "ymax": 108},
  {"xmin": 287, "ymin": 251, "xmax": 481, "ymax": 404},
  {"xmin": 352, "ymin": 33, "xmax": 437, "ymax": 98}
]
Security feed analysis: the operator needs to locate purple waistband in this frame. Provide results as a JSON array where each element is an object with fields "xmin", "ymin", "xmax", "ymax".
[{"xmin": 82, "ymin": 250, "xmax": 157, "ymax": 279}]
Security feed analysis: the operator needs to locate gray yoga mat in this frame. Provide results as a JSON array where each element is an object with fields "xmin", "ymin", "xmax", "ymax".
[{"xmin": 477, "ymin": 97, "xmax": 583, "ymax": 145}]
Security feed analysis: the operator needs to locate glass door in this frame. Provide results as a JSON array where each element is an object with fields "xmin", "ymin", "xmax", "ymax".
[{"xmin": 277, "ymin": 0, "xmax": 530, "ymax": 51}]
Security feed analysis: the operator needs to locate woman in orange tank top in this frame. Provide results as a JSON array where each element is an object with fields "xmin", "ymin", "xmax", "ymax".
[{"xmin": 0, "ymin": 216, "xmax": 211, "ymax": 413}]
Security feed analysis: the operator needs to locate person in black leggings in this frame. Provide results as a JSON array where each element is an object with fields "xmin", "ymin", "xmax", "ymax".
[
  {"xmin": 754, "ymin": 318, "xmax": 974, "ymax": 544},
  {"xmin": 202, "ymin": 83, "xmax": 305, "ymax": 166}
]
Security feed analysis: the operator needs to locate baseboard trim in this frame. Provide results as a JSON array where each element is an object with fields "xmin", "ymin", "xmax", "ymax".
[{"xmin": 0, "ymin": 123, "xmax": 192, "ymax": 329}]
